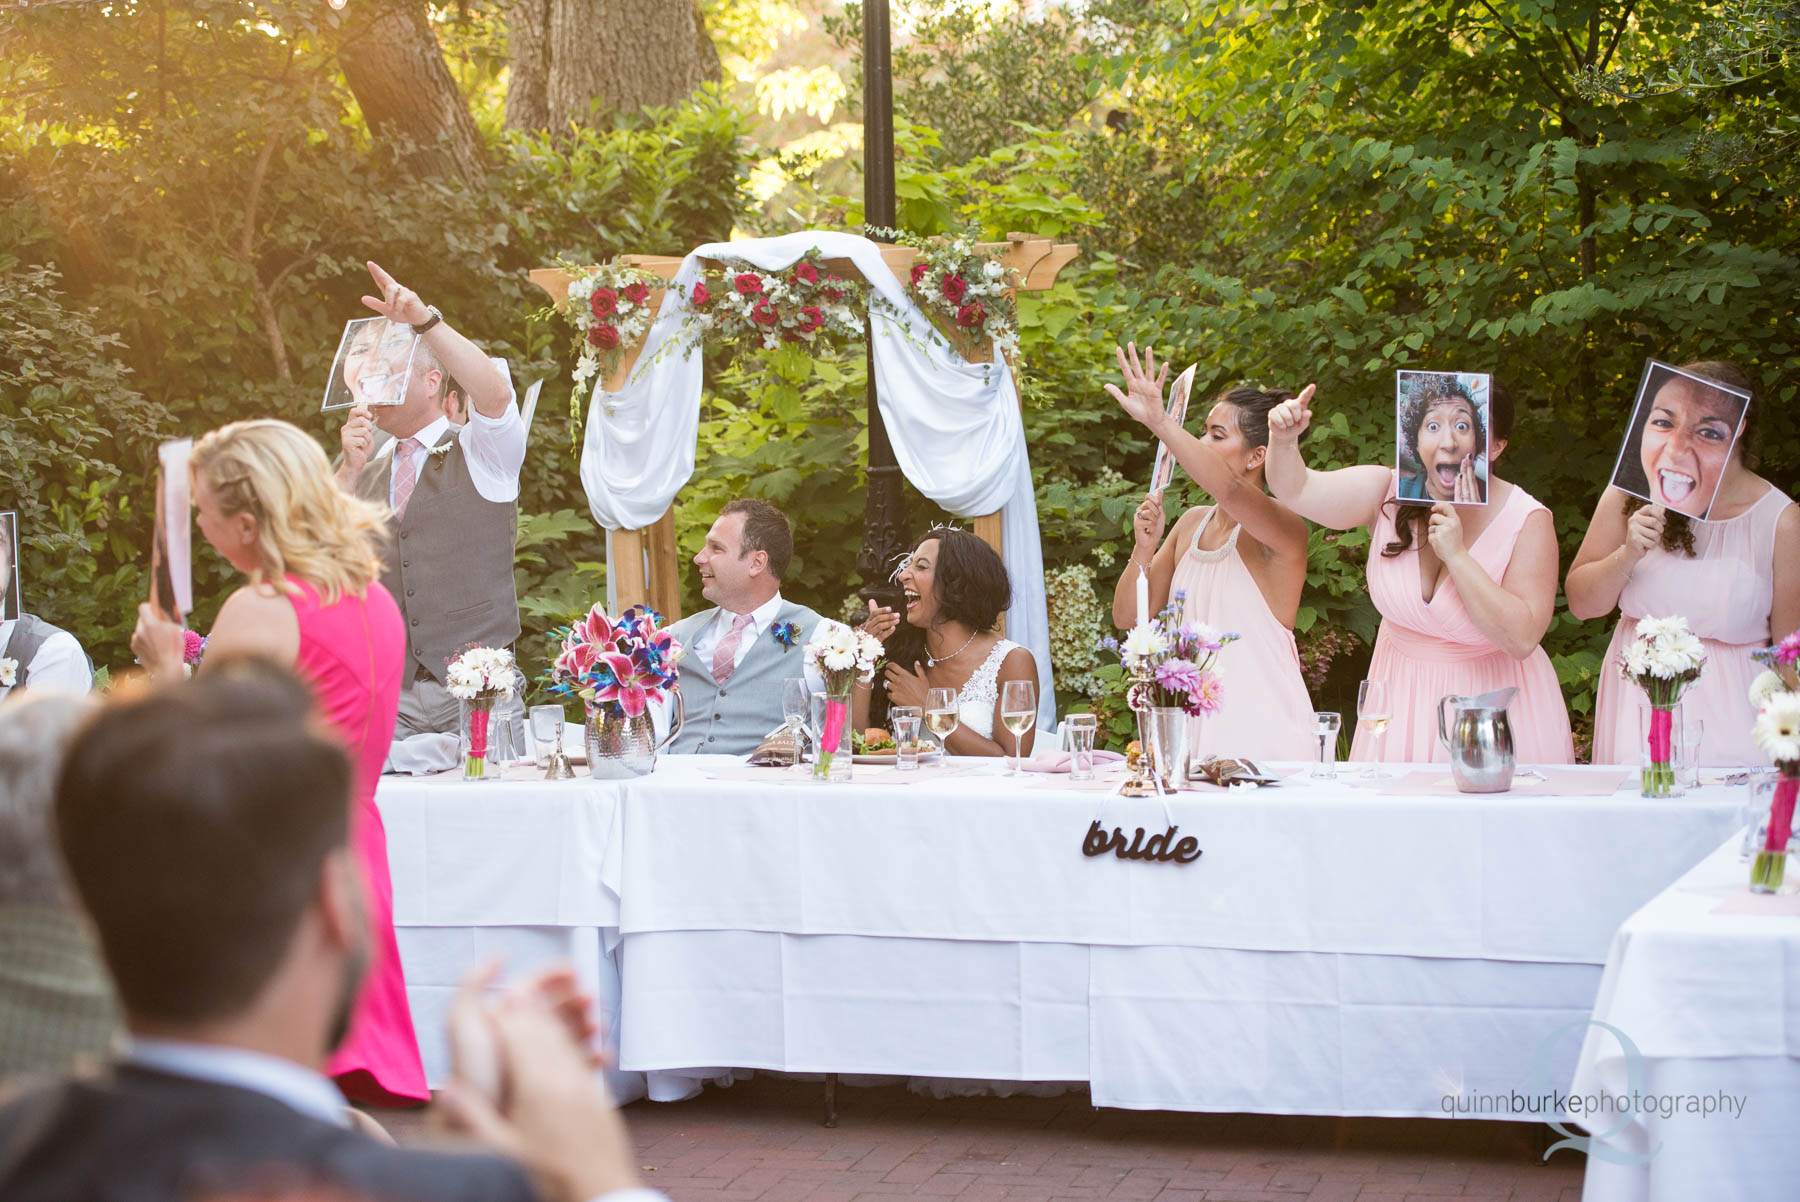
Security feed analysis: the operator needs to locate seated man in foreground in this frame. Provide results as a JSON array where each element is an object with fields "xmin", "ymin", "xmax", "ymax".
[
  {"xmin": 0, "ymin": 660, "xmax": 661, "ymax": 1202},
  {"xmin": 665, "ymin": 499, "xmax": 833, "ymax": 754}
]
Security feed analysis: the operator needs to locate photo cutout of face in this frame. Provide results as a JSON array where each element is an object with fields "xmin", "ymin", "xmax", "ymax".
[
  {"xmin": 1, "ymin": 511, "xmax": 19, "ymax": 623},
  {"xmin": 1396, "ymin": 371, "xmax": 1491, "ymax": 505},
  {"xmin": 1609, "ymin": 359, "xmax": 1750, "ymax": 521},
  {"xmin": 321, "ymin": 317, "xmax": 419, "ymax": 411}
]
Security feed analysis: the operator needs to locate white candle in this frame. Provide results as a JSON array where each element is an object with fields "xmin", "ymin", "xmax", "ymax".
[{"xmin": 1135, "ymin": 565, "xmax": 1149, "ymax": 629}]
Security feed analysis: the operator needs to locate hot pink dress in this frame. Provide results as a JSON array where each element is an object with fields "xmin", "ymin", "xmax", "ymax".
[
  {"xmin": 1591, "ymin": 481, "xmax": 1794, "ymax": 768},
  {"xmin": 288, "ymin": 577, "xmax": 426, "ymax": 1106},
  {"xmin": 1168, "ymin": 508, "xmax": 1316, "ymax": 761},
  {"xmin": 1355, "ymin": 475, "xmax": 1575, "ymax": 764}
]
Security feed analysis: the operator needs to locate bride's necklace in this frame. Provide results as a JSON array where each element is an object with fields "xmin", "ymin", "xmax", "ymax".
[{"xmin": 926, "ymin": 630, "xmax": 979, "ymax": 669}]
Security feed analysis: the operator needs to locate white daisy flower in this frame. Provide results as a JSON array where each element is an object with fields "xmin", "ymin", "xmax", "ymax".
[{"xmin": 1751, "ymin": 692, "xmax": 1800, "ymax": 764}]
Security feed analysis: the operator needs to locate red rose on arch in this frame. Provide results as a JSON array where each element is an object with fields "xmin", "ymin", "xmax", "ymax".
[
  {"xmin": 797, "ymin": 306, "xmax": 825, "ymax": 333},
  {"xmin": 691, "ymin": 281, "xmax": 712, "ymax": 307},
  {"xmin": 941, "ymin": 274, "xmax": 968, "ymax": 304},
  {"xmin": 621, "ymin": 281, "xmax": 650, "ymax": 304},
  {"xmin": 751, "ymin": 300, "xmax": 780, "ymax": 327},
  {"xmin": 734, "ymin": 272, "xmax": 765, "ymax": 296},
  {"xmin": 955, "ymin": 302, "xmax": 986, "ymax": 329},
  {"xmin": 781, "ymin": 329, "xmax": 803, "ymax": 344},
  {"xmin": 792, "ymin": 262, "xmax": 820, "ymax": 285},
  {"xmin": 589, "ymin": 323, "xmax": 621, "ymax": 349},
  {"xmin": 909, "ymin": 262, "xmax": 929, "ymax": 286},
  {"xmin": 589, "ymin": 288, "xmax": 618, "ymax": 317}
]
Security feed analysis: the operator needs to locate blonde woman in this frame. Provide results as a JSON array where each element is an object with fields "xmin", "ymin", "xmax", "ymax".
[{"xmin": 130, "ymin": 419, "xmax": 425, "ymax": 1106}]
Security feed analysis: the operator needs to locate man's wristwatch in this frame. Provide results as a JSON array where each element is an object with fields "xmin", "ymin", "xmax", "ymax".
[{"xmin": 411, "ymin": 305, "xmax": 443, "ymax": 335}]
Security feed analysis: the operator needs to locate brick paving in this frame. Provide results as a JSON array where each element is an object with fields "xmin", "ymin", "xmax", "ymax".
[{"xmin": 378, "ymin": 1076, "xmax": 1588, "ymax": 1200}]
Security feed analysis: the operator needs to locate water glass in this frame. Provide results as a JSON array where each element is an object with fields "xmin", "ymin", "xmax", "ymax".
[
  {"xmin": 1062, "ymin": 713, "xmax": 1098, "ymax": 781},
  {"xmin": 1679, "ymin": 718, "xmax": 1704, "ymax": 789},
  {"xmin": 891, "ymin": 706, "xmax": 923, "ymax": 771},
  {"xmin": 529, "ymin": 704, "xmax": 566, "ymax": 768},
  {"xmin": 1312, "ymin": 712, "xmax": 1342, "ymax": 779}
]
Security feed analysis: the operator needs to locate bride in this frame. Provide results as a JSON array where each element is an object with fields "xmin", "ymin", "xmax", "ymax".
[{"xmin": 856, "ymin": 527, "xmax": 1038, "ymax": 757}]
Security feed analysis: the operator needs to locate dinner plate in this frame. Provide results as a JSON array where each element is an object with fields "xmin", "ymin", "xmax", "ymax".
[{"xmin": 852, "ymin": 749, "xmax": 943, "ymax": 765}]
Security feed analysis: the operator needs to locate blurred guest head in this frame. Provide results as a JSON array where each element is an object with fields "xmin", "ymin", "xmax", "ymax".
[
  {"xmin": 695, "ymin": 498, "xmax": 793, "ymax": 612},
  {"xmin": 0, "ymin": 693, "xmax": 94, "ymax": 910},
  {"xmin": 896, "ymin": 528, "xmax": 1011, "ymax": 634},
  {"xmin": 55, "ymin": 659, "xmax": 368, "ymax": 1058},
  {"xmin": 190, "ymin": 420, "xmax": 387, "ymax": 603}
]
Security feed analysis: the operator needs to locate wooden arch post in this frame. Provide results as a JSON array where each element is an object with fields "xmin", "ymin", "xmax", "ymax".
[{"xmin": 531, "ymin": 232, "xmax": 1079, "ymax": 621}]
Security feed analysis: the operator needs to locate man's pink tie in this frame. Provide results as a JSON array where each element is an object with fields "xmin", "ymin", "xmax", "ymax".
[
  {"xmin": 391, "ymin": 437, "xmax": 423, "ymax": 521},
  {"xmin": 711, "ymin": 612, "xmax": 754, "ymax": 685}
]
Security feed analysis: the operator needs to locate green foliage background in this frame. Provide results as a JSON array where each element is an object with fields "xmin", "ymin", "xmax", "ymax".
[{"xmin": 3, "ymin": 0, "xmax": 1795, "ymax": 755}]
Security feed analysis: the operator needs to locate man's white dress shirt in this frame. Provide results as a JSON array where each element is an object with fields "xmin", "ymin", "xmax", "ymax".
[
  {"xmin": 374, "ymin": 357, "xmax": 525, "ymax": 505},
  {"xmin": 0, "ymin": 617, "xmax": 93, "ymax": 700}
]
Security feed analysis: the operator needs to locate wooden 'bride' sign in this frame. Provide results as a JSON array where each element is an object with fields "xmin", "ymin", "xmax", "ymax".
[{"xmin": 531, "ymin": 233, "xmax": 1079, "ymax": 621}]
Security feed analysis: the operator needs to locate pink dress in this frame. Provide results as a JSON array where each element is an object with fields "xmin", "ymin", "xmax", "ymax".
[
  {"xmin": 1356, "ymin": 475, "xmax": 1575, "ymax": 764},
  {"xmin": 288, "ymin": 577, "xmax": 426, "ymax": 1106},
  {"xmin": 1169, "ymin": 508, "xmax": 1317, "ymax": 761},
  {"xmin": 1591, "ymin": 481, "xmax": 1795, "ymax": 768}
]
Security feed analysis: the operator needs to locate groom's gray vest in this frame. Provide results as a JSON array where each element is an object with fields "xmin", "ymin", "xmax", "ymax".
[
  {"xmin": 3, "ymin": 614, "xmax": 92, "ymax": 690},
  {"xmin": 353, "ymin": 430, "xmax": 519, "ymax": 685},
  {"xmin": 667, "ymin": 600, "xmax": 823, "ymax": 755}
]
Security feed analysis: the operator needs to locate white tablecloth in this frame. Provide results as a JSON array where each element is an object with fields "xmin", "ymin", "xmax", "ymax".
[
  {"xmin": 1569, "ymin": 837, "xmax": 1800, "ymax": 1201},
  {"xmin": 377, "ymin": 756, "xmax": 1743, "ymax": 1115}
]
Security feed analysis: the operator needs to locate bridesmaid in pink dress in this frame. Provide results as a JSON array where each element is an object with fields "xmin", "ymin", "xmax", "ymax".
[
  {"xmin": 1263, "ymin": 382, "xmax": 1575, "ymax": 763},
  {"xmin": 1107, "ymin": 346, "xmax": 1317, "ymax": 761},
  {"xmin": 1567, "ymin": 363, "xmax": 1800, "ymax": 766},
  {"xmin": 132, "ymin": 419, "xmax": 427, "ymax": 1106}
]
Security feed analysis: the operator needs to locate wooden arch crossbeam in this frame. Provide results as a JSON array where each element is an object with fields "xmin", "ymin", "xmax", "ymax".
[{"xmin": 532, "ymin": 233, "xmax": 1080, "ymax": 620}]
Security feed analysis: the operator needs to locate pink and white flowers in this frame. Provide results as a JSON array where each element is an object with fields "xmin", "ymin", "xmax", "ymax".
[
  {"xmin": 446, "ymin": 645, "xmax": 517, "ymax": 780},
  {"xmin": 1102, "ymin": 596, "xmax": 1237, "ymax": 717},
  {"xmin": 805, "ymin": 623, "xmax": 883, "ymax": 781},
  {"xmin": 548, "ymin": 604, "xmax": 683, "ymax": 719},
  {"xmin": 867, "ymin": 227, "xmax": 1020, "ymax": 360},
  {"xmin": 555, "ymin": 260, "xmax": 664, "ymax": 416},
  {"xmin": 1621, "ymin": 615, "xmax": 1706, "ymax": 796},
  {"xmin": 681, "ymin": 250, "xmax": 865, "ymax": 354}
]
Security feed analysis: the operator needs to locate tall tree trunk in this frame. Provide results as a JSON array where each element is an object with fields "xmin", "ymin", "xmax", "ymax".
[
  {"xmin": 338, "ymin": 0, "xmax": 486, "ymax": 186},
  {"xmin": 503, "ymin": 0, "xmax": 720, "ymax": 134}
]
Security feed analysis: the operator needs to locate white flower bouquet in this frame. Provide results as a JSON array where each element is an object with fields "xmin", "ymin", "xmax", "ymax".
[
  {"xmin": 446, "ymin": 645, "xmax": 518, "ymax": 780},
  {"xmin": 1749, "ymin": 690, "xmax": 1800, "ymax": 893},
  {"xmin": 804, "ymin": 623, "xmax": 884, "ymax": 780},
  {"xmin": 1619, "ymin": 615, "xmax": 1706, "ymax": 797}
]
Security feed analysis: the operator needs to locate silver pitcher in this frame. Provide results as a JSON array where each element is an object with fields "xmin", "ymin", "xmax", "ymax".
[
  {"xmin": 585, "ymin": 690, "xmax": 685, "ymax": 779},
  {"xmin": 1436, "ymin": 687, "xmax": 1518, "ymax": 793}
]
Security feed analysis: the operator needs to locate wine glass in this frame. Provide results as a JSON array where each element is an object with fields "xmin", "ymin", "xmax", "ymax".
[
  {"xmin": 1000, "ymin": 679, "xmax": 1038, "ymax": 775},
  {"xmin": 782, "ymin": 677, "xmax": 810, "ymax": 771},
  {"xmin": 1357, "ymin": 679, "xmax": 1391, "ymax": 781},
  {"xmin": 925, "ymin": 686, "xmax": 960, "ymax": 756}
]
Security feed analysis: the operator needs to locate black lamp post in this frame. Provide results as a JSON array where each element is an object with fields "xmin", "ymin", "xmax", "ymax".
[{"xmin": 856, "ymin": 0, "xmax": 906, "ymax": 608}]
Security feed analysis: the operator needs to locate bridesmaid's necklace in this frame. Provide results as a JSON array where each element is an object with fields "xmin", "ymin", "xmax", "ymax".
[{"xmin": 926, "ymin": 630, "xmax": 979, "ymax": 668}]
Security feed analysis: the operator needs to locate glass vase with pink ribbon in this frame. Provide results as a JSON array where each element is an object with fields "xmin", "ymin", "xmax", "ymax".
[
  {"xmin": 1619, "ymin": 615, "xmax": 1706, "ymax": 799},
  {"xmin": 805, "ymin": 624, "xmax": 883, "ymax": 782},
  {"xmin": 447, "ymin": 645, "xmax": 519, "ymax": 781}
]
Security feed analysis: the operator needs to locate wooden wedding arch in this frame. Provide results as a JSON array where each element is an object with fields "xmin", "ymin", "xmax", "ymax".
[{"xmin": 531, "ymin": 233, "xmax": 1079, "ymax": 620}]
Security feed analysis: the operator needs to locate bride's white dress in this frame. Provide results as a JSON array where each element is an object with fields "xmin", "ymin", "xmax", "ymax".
[{"xmin": 953, "ymin": 639, "xmax": 1021, "ymax": 740}]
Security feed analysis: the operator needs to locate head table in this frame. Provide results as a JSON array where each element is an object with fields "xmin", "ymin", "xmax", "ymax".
[{"xmin": 374, "ymin": 756, "xmax": 1743, "ymax": 1116}]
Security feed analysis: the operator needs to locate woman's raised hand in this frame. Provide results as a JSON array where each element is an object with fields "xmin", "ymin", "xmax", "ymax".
[
  {"xmin": 864, "ymin": 597, "xmax": 902, "ymax": 642},
  {"xmin": 1623, "ymin": 503, "xmax": 1667, "ymax": 561},
  {"xmin": 1103, "ymin": 342, "xmax": 1170, "ymax": 427},
  {"xmin": 1267, "ymin": 384, "xmax": 1317, "ymax": 444},
  {"xmin": 1132, "ymin": 491, "xmax": 1166, "ymax": 554}
]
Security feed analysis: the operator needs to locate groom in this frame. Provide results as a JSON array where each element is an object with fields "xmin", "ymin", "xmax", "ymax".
[{"xmin": 665, "ymin": 500, "xmax": 829, "ymax": 754}]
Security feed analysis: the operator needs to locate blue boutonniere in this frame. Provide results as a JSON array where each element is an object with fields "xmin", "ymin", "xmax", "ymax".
[{"xmin": 771, "ymin": 621, "xmax": 801, "ymax": 651}]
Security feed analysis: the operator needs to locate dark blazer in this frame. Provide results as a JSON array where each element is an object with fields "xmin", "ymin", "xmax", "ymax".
[{"xmin": 0, "ymin": 1065, "xmax": 538, "ymax": 1202}]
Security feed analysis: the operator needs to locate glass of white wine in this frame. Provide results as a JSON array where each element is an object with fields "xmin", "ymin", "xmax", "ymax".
[
  {"xmin": 1000, "ymin": 679, "xmax": 1038, "ymax": 775},
  {"xmin": 1357, "ymin": 679, "xmax": 1391, "ymax": 781},
  {"xmin": 925, "ymin": 686, "xmax": 960, "ymax": 757}
]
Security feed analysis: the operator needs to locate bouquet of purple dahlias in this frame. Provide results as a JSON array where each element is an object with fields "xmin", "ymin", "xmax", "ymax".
[{"xmin": 1101, "ymin": 592, "xmax": 1239, "ymax": 717}]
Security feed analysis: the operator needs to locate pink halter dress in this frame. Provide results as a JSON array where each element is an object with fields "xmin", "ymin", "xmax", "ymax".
[
  {"xmin": 288, "ymin": 576, "xmax": 427, "ymax": 1105},
  {"xmin": 1167, "ymin": 508, "xmax": 1318, "ymax": 762},
  {"xmin": 1591, "ymin": 481, "xmax": 1794, "ymax": 768},
  {"xmin": 1356, "ymin": 475, "xmax": 1575, "ymax": 764}
]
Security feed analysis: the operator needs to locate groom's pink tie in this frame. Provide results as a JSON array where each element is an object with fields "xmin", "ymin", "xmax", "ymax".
[
  {"xmin": 711, "ymin": 612, "xmax": 754, "ymax": 685},
  {"xmin": 391, "ymin": 437, "xmax": 423, "ymax": 521}
]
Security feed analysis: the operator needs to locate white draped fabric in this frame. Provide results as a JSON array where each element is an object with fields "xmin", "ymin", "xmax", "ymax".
[{"xmin": 577, "ymin": 231, "xmax": 1055, "ymax": 727}]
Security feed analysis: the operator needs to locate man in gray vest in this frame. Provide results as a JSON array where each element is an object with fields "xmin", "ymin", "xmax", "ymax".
[
  {"xmin": 0, "ymin": 513, "xmax": 93, "ymax": 700},
  {"xmin": 331, "ymin": 261, "xmax": 524, "ymax": 744},
  {"xmin": 665, "ymin": 500, "xmax": 833, "ymax": 755}
]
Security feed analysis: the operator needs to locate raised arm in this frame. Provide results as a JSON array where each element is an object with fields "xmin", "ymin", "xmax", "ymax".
[
  {"xmin": 1772, "ymin": 501, "xmax": 1800, "ymax": 642},
  {"xmin": 1263, "ymin": 388, "xmax": 1392, "ymax": 530},
  {"xmin": 362, "ymin": 261, "xmax": 512, "ymax": 419},
  {"xmin": 1565, "ymin": 490, "xmax": 1664, "ymax": 621},
  {"xmin": 1429, "ymin": 504, "xmax": 1558, "ymax": 661},
  {"xmin": 1106, "ymin": 345, "xmax": 1308, "ymax": 559}
]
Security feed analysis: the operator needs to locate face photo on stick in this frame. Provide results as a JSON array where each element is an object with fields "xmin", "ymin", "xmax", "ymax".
[
  {"xmin": 321, "ymin": 317, "xmax": 418, "ymax": 411},
  {"xmin": 0, "ymin": 511, "xmax": 18, "ymax": 623},
  {"xmin": 1608, "ymin": 359, "xmax": 1750, "ymax": 521},
  {"xmin": 1396, "ymin": 371, "xmax": 1491, "ymax": 505}
]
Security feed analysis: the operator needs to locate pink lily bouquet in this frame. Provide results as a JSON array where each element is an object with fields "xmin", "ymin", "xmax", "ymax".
[
  {"xmin": 446, "ymin": 645, "xmax": 518, "ymax": 780},
  {"xmin": 1619, "ymin": 615, "xmax": 1706, "ymax": 797},
  {"xmin": 548, "ymin": 604, "xmax": 683, "ymax": 719},
  {"xmin": 1749, "ymin": 688, "xmax": 1800, "ymax": 893},
  {"xmin": 805, "ymin": 624, "xmax": 883, "ymax": 781}
]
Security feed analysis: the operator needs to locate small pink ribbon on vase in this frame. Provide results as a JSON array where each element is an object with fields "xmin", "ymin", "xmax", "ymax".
[{"xmin": 1765, "ymin": 776, "xmax": 1798, "ymax": 854}]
